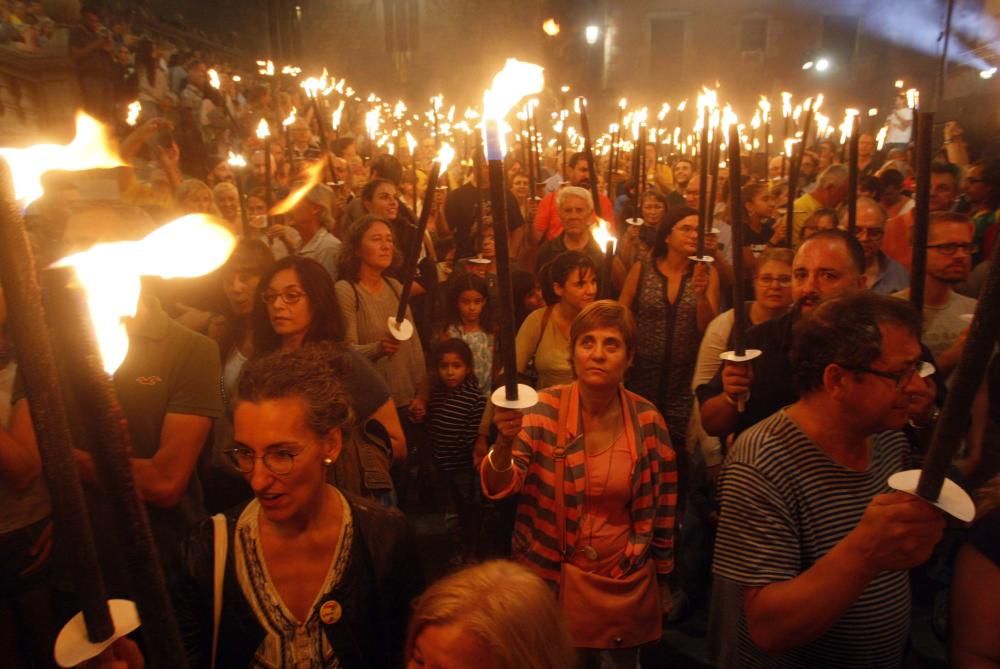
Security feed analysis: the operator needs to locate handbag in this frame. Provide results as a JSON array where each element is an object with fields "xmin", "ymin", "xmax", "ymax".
[
  {"xmin": 211, "ymin": 513, "xmax": 227, "ymax": 669},
  {"xmin": 521, "ymin": 306, "xmax": 553, "ymax": 388},
  {"xmin": 552, "ymin": 388, "xmax": 661, "ymax": 649}
]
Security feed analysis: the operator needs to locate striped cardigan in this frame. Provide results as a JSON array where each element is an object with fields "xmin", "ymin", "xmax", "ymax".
[{"xmin": 481, "ymin": 382, "xmax": 678, "ymax": 590}]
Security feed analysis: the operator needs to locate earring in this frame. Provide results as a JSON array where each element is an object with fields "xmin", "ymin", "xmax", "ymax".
[{"xmin": 323, "ymin": 457, "xmax": 334, "ymax": 466}]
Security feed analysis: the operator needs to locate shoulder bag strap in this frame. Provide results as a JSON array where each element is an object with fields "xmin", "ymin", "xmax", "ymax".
[
  {"xmin": 211, "ymin": 513, "xmax": 228, "ymax": 669},
  {"xmin": 533, "ymin": 306, "xmax": 554, "ymax": 360},
  {"xmin": 553, "ymin": 386, "xmax": 574, "ymax": 557}
]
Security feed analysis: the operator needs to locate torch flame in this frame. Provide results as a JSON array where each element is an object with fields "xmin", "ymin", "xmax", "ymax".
[
  {"xmin": 751, "ymin": 110, "xmax": 761, "ymax": 130},
  {"xmin": 433, "ymin": 143, "xmax": 456, "ymax": 176},
  {"xmin": 56, "ymin": 215, "xmax": 235, "ymax": 374},
  {"xmin": 405, "ymin": 131, "xmax": 417, "ymax": 156},
  {"xmin": 269, "ymin": 159, "xmax": 327, "ymax": 215},
  {"xmin": 618, "ymin": 98, "xmax": 628, "ymax": 110},
  {"xmin": 332, "ymin": 100, "xmax": 345, "ymax": 130},
  {"xmin": 759, "ymin": 96, "xmax": 770, "ymax": 119},
  {"xmin": 677, "ymin": 99, "xmax": 687, "ymax": 112},
  {"xmin": 781, "ymin": 92, "xmax": 792, "ymax": 117},
  {"xmin": 658, "ymin": 103, "xmax": 670, "ymax": 121},
  {"xmin": 591, "ymin": 218, "xmax": 616, "ymax": 252},
  {"xmin": 876, "ymin": 125, "xmax": 888, "ymax": 151},
  {"xmin": 126, "ymin": 101, "xmax": 141, "ymax": 126},
  {"xmin": 282, "ymin": 108, "xmax": 297, "ymax": 128},
  {"xmin": 542, "ymin": 18, "xmax": 560, "ymax": 36},
  {"xmin": 481, "ymin": 58, "xmax": 545, "ymax": 159},
  {"xmin": 208, "ymin": 68, "xmax": 221, "ymax": 90},
  {"xmin": 0, "ymin": 111, "xmax": 125, "ymax": 205},
  {"xmin": 365, "ymin": 107, "xmax": 381, "ymax": 140},
  {"xmin": 256, "ymin": 60, "xmax": 275, "ymax": 76},
  {"xmin": 906, "ymin": 88, "xmax": 919, "ymax": 109},
  {"xmin": 227, "ymin": 151, "xmax": 246, "ymax": 168},
  {"xmin": 255, "ymin": 118, "xmax": 271, "ymax": 139}
]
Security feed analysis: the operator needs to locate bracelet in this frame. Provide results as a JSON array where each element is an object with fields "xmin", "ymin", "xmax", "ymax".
[{"xmin": 487, "ymin": 447, "xmax": 513, "ymax": 473}]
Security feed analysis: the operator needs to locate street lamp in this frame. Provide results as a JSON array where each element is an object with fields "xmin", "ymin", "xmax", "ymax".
[
  {"xmin": 585, "ymin": 25, "xmax": 600, "ymax": 45},
  {"xmin": 815, "ymin": 57, "xmax": 831, "ymax": 72}
]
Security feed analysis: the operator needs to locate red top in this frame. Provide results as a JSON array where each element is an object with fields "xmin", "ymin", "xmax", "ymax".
[{"xmin": 534, "ymin": 190, "xmax": 616, "ymax": 241}]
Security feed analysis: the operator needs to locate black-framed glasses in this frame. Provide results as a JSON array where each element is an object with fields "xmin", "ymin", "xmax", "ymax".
[
  {"xmin": 839, "ymin": 361, "xmax": 935, "ymax": 390},
  {"xmin": 225, "ymin": 447, "xmax": 300, "ymax": 475},
  {"xmin": 261, "ymin": 289, "xmax": 307, "ymax": 306},
  {"xmin": 926, "ymin": 242, "xmax": 978, "ymax": 256}
]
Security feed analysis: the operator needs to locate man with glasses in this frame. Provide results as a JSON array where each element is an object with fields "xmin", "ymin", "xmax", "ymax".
[
  {"xmin": 711, "ymin": 292, "xmax": 944, "ymax": 667},
  {"xmin": 893, "ymin": 211, "xmax": 978, "ymax": 378},
  {"xmin": 848, "ymin": 197, "xmax": 909, "ymax": 295}
]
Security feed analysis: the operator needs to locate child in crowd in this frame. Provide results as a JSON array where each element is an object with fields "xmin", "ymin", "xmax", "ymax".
[
  {"xmin": 439, "ymin": 273, "xmax": 496, "ymax": 398},
  {"xmin": 427, "ymin": 339, "xmax": 487, "ymax": 564}
]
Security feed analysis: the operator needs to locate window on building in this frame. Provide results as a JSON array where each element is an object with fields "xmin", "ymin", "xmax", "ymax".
[
  {"xmin": 741, "ymin": 17, "xmax": 768, "ymax": 53},
  {"xmin": 650, "ymin": 17, "xmax": 685, "ymax": 72}
]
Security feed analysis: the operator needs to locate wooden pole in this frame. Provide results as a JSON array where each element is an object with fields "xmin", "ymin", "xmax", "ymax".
[
  {"xmin": 576, "ymin": 98, "xmax": 604, "ymax": 222},
  {"xmin": 909, "ymin": 111, "xmax": 934, "ymax": 314},
  {"xmin": 784, "ymin": 104, "xmax": 815, "ymax": 247},
  {"xmin": 728, "ymin": 125, "xmax": 747, "ymax": 354},
  {"xmin": 696, "ymin": 106, "xmax": 710, "ymax": 258},
  {"xmin": 0, "ymin": 160, "xmax": 115, "ymax": 646},
  {"xmin": 847, "ymin": 115, "xmax": 860, "ymax": 235}
]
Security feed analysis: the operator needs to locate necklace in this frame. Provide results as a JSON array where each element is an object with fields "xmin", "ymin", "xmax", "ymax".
[{"xmin": 579, "ymin": 426, "xmax": 623, "ymax": 562}]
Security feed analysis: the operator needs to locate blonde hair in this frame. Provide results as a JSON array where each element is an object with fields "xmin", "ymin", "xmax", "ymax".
[{"xmin": 405, "ymin": 560, "xmax": 575, "ymax": 669}]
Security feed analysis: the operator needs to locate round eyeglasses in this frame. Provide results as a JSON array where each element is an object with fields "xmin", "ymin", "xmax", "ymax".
[{"xmin": 225, "ymin": 447, "xmax": 299, "ymax": 475}]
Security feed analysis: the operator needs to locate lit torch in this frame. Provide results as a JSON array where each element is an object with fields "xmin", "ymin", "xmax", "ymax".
[
  {"xmin": 256, "ymin": 118, "xmax": 274, "ymax": 225},
  {"xmin": 482, "ymin": 58, "xmax": 544, "ymax": 408},
  {"xmin": 125, "ymin": 101, "xmax": 141, "ymax": 127}
]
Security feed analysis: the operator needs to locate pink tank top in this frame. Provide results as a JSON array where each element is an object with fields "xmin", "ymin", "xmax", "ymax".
[{"xmin": 570, "ymin": 430, "xmax": 633, "ymax": 575}]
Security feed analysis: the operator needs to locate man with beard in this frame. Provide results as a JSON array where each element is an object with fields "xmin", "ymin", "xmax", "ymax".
[
  {"xmin": 697, "ymin": 230, "xmax": 867, "ymax": 437},
  {"xmin": 533, "ymin": 152, "xmax": 614, "ymax": 244},
  {"xmin": 668, "ymin": 157, "xmax": 695, "ymax": 208},
  {"xmin": 711, "ymin": 293, "xmax": 944, "ymax": 667},
  {"xmin": 893, "ymin": 212, "xmax": 978, "ymax": 378}
]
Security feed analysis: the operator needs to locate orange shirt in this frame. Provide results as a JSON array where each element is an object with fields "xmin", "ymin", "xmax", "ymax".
[{"xmin": 534, "ymin": 189, "xmax": 616, "ymax": 241}]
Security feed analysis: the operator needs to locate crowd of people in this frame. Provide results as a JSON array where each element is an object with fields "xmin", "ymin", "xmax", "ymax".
[{"xmin": 0, "ymin": 5, "xmax": 999, "ymax": 669}]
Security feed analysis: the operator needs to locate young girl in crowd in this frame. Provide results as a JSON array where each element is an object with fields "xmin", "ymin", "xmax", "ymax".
[
  {"xmin": 439, "ymin": 273, "xmax": 496, "ymax": 398},
  {"xmin": 427, "ymin": 339, "xmax": 486, "ymax": 564}
]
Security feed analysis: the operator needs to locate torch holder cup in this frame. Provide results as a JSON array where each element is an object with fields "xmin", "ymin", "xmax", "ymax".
[
  {"xmin": 888, "ymin": 470, "xmax": 976, "ymax": 523},
  {"xmin": 387, "ymin": 316, "xmax": 414, "ymax": 342},
  {"xmin": 491, "ymin": 384, "xmax": 539, "ymax": 411},
  {"xmin": 54, "ymin": 599, "xmax": 140, "ymax": 668}
]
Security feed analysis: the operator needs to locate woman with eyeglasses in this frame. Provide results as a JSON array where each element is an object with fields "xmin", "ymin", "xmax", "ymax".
[
  {"xmin": 175, "ymin": 343, "xmax": 423, "ymax": 669},
  {"xmin": 250, "ymin": 255, "xmax": 407, "ymax": 503},
  {"xmin": 689, "ymin": 247, "xmax": 795, "ymax": 472},
  {"xmin": 619, "ymin": 206, "xmax": 719, "ymax": 452}
]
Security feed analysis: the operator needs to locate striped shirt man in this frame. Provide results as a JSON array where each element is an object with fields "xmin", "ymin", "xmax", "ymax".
[{"xmin": 712, "ymin": 410, "xmax": 911, "ymax": 668}]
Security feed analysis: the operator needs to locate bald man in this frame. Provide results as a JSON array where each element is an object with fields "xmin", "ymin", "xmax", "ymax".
[{"xmin": 846, "ymin": 197, "xmax": 909, "ymax": 294}]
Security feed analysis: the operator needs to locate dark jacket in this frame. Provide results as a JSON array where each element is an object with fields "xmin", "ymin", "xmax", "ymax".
[{"xmin": 173, "ymin": 492, "xmax": 423, "ymax": 668}]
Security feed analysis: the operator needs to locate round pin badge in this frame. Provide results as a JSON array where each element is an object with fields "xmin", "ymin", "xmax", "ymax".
[{"xmin": 320, "ymin": 600, "xmax": 342, "ymax": 625}]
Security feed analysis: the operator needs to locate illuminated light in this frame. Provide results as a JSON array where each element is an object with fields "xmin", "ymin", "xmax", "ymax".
[
  {"xmin": 815, "ymin": 58, "xmax": 830, "ymax": 72},
  {"xmin": 434, "ymin": 143, "xmax": 456, "ymax": 174},
  {"xmin": 365, "ymin": 107, "xmax": 381, "ymax": 140},
  {"xmin": 802, "ymin": 61, "xmax": 814, "ymax": 70},
  {"xmin": 282, "ymin": 108, "xmax": 297, "ymax": 128},
  {"xmin": 57, "ymin": 215, "xmax": 235, "ymax": 374},
  {"xmin": 759, "ymin": 96, "xmax": 770, "ymax": 121},
  {"xmin": 255, "ymin": 118, "xmax": 271, "ymax": 140},
  {"xmin": 781, "ymin": 92, "xmax": 792, "ymax": 118},
  {"xmin": 270, "ymin": 159, "xmax": 327, "ymax": 215},
  {"xmin": 481, "ymin": 58, "xmax": 545, "ymax": 159},
  {"xmin": 658, "ymin": 103, "xmax": 670, "ymax": 121},
  {"xmin": 281, "ymin": 65, "xmax": 302, "ymax": 76},
  {"xmin": 125, "ymin": 101, "xmax": 141, "ymax": 126},
  {"xmin": 0, "ymin": 111, "xmax": 124, "ymax": 205},
  {"xmin": 331, "ymin": 100, "xmax": 345, "ymax": 130},
  {"xmin": 591, "ymin": 218, "xmax": 616, "ymax": 252},
  {"xmin": 256, "ymin": 60, "xmax": 275, "ymax": 76},
  {"xmin": 227, "ymin": 151, "xmax": 246, "ymax": 168},
  {"xmin": 677, "ymin": 99, "xmax": 687, "ymax": 113},
  {"xmin": 784, "ymin": 137, "xmax": 798, "ymax": 157},
  {"xmin": 542, "ymin": 18, "xmax": 560, "ymax": 36},
  {"xmin": 561, "ymin": 85, "xmax": 570, "ymax": 93},
  {"xmin": 876, "ymin": 125, "xmax": 889, "ymax": 150},
  {"xmin": 232, "ymin": 75, "xmax": 241, "ymax": 82},
  {"xmin": 906, "ymin": 88, "xmax": 919, "ymax": 109},
  {"xmin": 868, "ymin": 107, "xmax": 879, "ymax": 116},
  {"xmin": 585, "ymin": 25, "xmax": 600, "ymax": 45},
  {"xmin": 980, "ymin": 67, "xmax": 997, "ymax": 79},
  {"xmin": 894, "ymin": 79, "xmax": 904, "ymax": 88},
  {"xmin": 406, "ymin": 132, "xmax": 417, "ymax": 158},
  {"xmin": 208, "ymin": 69, "xmax": 221, "ymax": 90}
]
